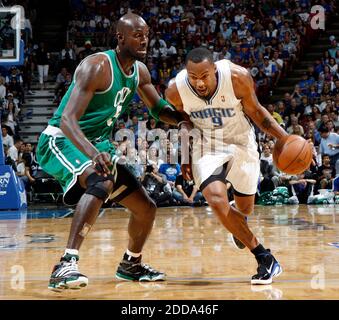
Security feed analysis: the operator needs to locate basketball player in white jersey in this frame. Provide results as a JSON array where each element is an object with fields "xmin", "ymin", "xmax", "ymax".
[{"xmin": 165, "ymin": 47, "xmax": 288, "ymax": 284}]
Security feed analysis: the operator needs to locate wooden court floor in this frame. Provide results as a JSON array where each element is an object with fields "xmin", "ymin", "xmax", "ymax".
[{"xmin": 0, "ymin": 204, "xmax": 339, "ymax": 300}]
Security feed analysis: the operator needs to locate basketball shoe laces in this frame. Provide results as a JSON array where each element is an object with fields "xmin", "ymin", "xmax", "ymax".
[
  {"xmin": 129, "ymin": 260, "xmax": 158, "ymax": 275},
  {"xmin": 140, "ymin": 263, "xmax": 157, "ymax": 274},
  {"xmin": 55, "ymin": 256, "xmax": 80, "ymax": 277}
]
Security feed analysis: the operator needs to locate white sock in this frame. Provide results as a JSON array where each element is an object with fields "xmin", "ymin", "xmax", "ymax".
[
  {"xmin": 64, "ymin": 248, "xmax": 79, "ymax": 256},
  {"xmin": 126, "ymin": 249, "xmax": 141, "ymax": 260}
]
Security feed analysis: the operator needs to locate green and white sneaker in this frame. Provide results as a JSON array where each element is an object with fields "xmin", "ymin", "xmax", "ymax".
[
  {"xmin": 48, "ymin": 254, "xmax": 88, "ymax": 291},
  {"xmin": 116, "ymin": 255, "xmax": 166, "ymax": 282}
]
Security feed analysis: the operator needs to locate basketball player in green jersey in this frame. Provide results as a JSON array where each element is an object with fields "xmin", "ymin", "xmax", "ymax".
[{"xmin": 36, "ymin": 13, "xmax": 184, "ymax": 291}]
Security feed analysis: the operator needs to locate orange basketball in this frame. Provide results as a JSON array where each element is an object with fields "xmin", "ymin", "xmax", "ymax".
[{"xmin": 273, "ymin": 135, "xmax": 313, "ymax": 175}]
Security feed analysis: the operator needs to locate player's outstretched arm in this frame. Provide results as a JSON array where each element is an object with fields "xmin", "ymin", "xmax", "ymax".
[
  {"xmin": 165, "ymin": 78, "xmax": 192, "ymax": 128},
  {"xmin": 60, "ymin": 55, "xmax": 112, "ymax": 175},
  {"xmin": 165, "ymin": 79, "xmax": 194, "ymax": 180},
  {"xmin": 137, "ymin": 63, "xmax": 185, "ymax": 126},
  {"xmin": 231, "ymin": 63, "xmax": 288, "ymax": 141}
]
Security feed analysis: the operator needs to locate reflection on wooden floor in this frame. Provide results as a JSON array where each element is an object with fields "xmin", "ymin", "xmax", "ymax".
[{"xmin": 0, "ymin": 204, "xmax": 339, "ymax": 300}]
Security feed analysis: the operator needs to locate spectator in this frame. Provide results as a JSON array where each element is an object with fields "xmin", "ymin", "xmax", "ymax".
[
  {"xmin": 16, "ymin": 155, "xmax": 35, "ymax": 193},
  {"xmin": 308, "ymin": 85, "xmax": 320, "ymax": 100},
  {"xmin": 165, "ymin": 41, "xmax": 177, "ymax": 57},
  {"xmin": 127, "ymin": 115, "xmax": 139, "ymax": 134},
  {"xmin": 8, "ymin": 137, "xmax": 23, "ymax": 164},
  {"xmin": 220, "ymin": 22, "xmax": 232, "ymax": 40},
  {"xmin": 60, "ymin": 42, "xmax": 76, "ymax": 72},
  {"xmin": 318, "ymin": 126, "xmax": 339, "ymax": 171},
  {"xmin": 54, "ymin": 67, "xmax": 68, "ymax": 103},
  {"xmin": 297, "ymin": 73, "xmax": 312, "ymax": 96},
  {"xmin": 289, "ymin": 172, "xmax": 316, "ymax": 204},
  {"xmin": 146, "ymin": 117, "xmax": 158, "ymax": 131},
  {"xmin": 5, "ymin": 67, "xmax": 24, "ymax": 85},
  {"xmin": 266, "ymin": 104, "xmax": 284, "ymax": 127},
  {"xmin": 331, "ymin": 79, "xmax": 339, "ymax": 96},
  {"xmin": 326, "ymin": 119, "xmax": 336, "ymax": 133},
  {"xmin": 260, "ymin": 144, "xmax": 273, "ymax": 165},
  {"xmin": 317, "ymin": 154, "xmax": 336, "ymax": 190},
  {"xmin": 170, "ymin": 0, "xmax": 184, "ymax": 16},
  {"xmin": 142, "ymin": 164, "xmax": 172, "ymax": 206},
  {"xmin": 283, "ymin": 92, "xmax": 292, "ymax": 109},
  {"xmin": 3, "ymin": 144, "xmax": 17, "ymax": 171},
  {"xmin": 149, "ymin": 32, "xmax": 166, "ymax": 49},
  {"xmin": 253, "ymin": 68, "xmax": 269, "ymax": 101},
  {"xmin": 79, "ymin": 40, "xmax": 95, "ymax": 59},
  {"xmin": 1, "ymin": 126, "xmax": 14, "ymax": 148},
  {"xmin": 263, "ymin": 55, "xmax": 279, "ymax": 84},
  {"xmin": 287, "ymin": 116, "xmax": 305, "ymax": 136},
  {"xmin": 147, "ymin": 146, "xmax": 164, "ymax": 168},
  {"xmin": 18, "ymin": 142, "xmax": 26, "ymax": 159},
  {"xmin": 291, "ymin": 84, "xmax": 303, "ymax": 104},
  {"xmin": 328, "ymin": 57, "xmax": 338, "ymax": 76},
  {"xmin": 259, "ymin": 159, "xmax": 276, "ymax": 192},
  {"xmin": 329, "ymin": 110, "xmax": 339, "ymax": 128},
  {"xmin": 286, "ymin": 98, "xmax": 303, "ymax": 119},
  {"xmin": 159, "ymin": 161, "xmax": 181, "ymax": 189},
  {"xmin": 0, "ymin": 77, "xmax": 6, "ymax": 102},
  {"xmin": 35, "ymin": 42, "xmax": 50, "ymax": 90},
  {"xmin": 23, "ymin": 42, "xmax": 35, "ymax": 95},
  {"xmin": 23, "ymin": 142, "xmax": 38, "ymax": 176},
  {"xmin": 173, "ymin": 173, "xmax": 204, "ymax": 206},
  {"xmin": 2, "ymin": 100, "xmax": 19, "ymax": 135},
  {"xmin": 282, "ymin": 32, "xmax": 297, "ymax": 68},
  {"xmin": 328, "ymin": 39, "xmax": 339, "ymax": 59},
  {"xmin": 159, "ymin": 13, "xmax": 172, "ymax": 26}
]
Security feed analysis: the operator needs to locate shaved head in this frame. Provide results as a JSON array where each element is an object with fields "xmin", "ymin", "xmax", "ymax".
[{"xmin": 116, "ymin": 13, "xmax": 147, "ymax": 35}]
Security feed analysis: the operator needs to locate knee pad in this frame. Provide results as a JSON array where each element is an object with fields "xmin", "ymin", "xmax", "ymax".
[{"xmin": 85, "ymin": 172, "xmax": 115, "ymax": 201}]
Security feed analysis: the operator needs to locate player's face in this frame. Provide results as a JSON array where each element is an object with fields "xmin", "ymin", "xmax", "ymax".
[
  {"xmin": 123, "ymin": 23, "xmax": 149, "ymax": 60},
  {"xmin": 186, "ymin": 59, "xmax": 217, "ymax": 98}
]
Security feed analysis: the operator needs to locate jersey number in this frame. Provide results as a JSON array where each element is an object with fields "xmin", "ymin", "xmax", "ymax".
[
  {"xmin": 212, "ymin": 117, "xmax": 223, "ymax": 127},
  {"xmin": 107, "ymin": 87, "xmax": 131, "ymax": 126}
]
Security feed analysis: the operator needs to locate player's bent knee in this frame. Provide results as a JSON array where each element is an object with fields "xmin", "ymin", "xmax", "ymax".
[
  {"xmin": 133, "ymin": 199, "xmax": 156, "ymax": 220},
  {"xmin": 85, "ymin": 172, "xmax": 115, "ymax": 201},
  {"xmin": 144, "ymin": 199, "xmax": 157, "ymax": 218},
  {"xmin": 208, "ymin": 194, "xmax": 227, "ymax": 211},
  {"xmin": 237, "ymin": 203, "xmax": 254, "ymax": 216}
]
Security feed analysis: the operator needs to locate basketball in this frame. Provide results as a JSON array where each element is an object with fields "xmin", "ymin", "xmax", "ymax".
[{"xmin": 273, "ymin": 135, "xmax": 313, "ymax": 175}]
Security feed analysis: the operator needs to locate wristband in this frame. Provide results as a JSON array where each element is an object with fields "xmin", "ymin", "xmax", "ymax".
[{"xmin": 149, "ymin": 98, "xmax": 169, "ymax": 121}]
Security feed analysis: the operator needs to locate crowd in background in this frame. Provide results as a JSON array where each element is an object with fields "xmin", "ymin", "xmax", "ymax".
[{"xmin": 1, "ymin": 0, "xmax": 339, "ymax": 205}]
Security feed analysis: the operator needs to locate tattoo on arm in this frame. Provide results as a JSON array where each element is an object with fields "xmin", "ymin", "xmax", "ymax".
[{"xmin": 262, "ymin": 117, "xmax": 272, "ymax": 130}]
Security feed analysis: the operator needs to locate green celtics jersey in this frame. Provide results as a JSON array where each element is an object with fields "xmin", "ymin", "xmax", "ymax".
[{"xmin": 49, "ymin": 50, "xmax": 139, "ymax": 141}]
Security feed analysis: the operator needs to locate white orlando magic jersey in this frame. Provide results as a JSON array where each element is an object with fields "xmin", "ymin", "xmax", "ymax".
[{"xmin": 175, "ymin": 59, "xmax": 257, "ymax": 151}]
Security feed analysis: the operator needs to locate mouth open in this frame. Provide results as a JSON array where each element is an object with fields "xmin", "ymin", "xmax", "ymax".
[{"xmin": 197, "ymin": 89, "xmax": 207, "ymax": 95}]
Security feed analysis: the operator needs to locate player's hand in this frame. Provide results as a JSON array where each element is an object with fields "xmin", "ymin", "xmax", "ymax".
[
  {"xmin": 181, "ymin": 163, "xmax": 193, "ymax": 180},
  {"xmin": 92, "ymin": 152, "xmax": 112, "ymax": 177}
]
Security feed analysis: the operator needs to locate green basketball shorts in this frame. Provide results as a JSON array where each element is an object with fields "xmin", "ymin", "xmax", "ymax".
[{"xmin": 36, "ymin": 125, "xmax": 141, "ymax": 205}]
